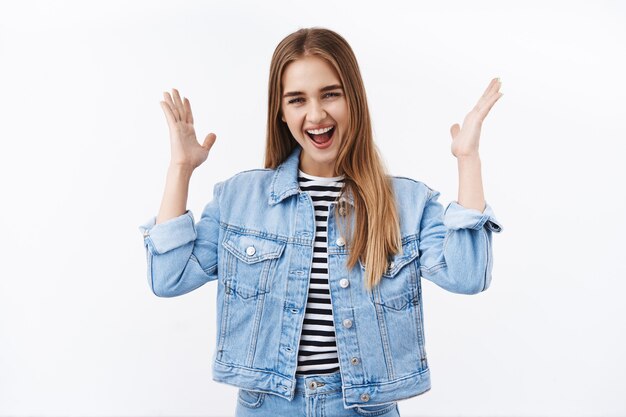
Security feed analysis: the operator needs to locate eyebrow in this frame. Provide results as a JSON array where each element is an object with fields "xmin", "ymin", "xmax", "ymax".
[{"xmin": 283, "ymin": 84, "xmax": 343, "ymax": 98}]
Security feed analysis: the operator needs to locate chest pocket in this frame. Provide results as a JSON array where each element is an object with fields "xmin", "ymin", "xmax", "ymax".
[
  {"xmin": 221, "ymin": 231, "xmax": 286, "ymax": 299},
  {"xmin": 359, "ymin": 237, "xmax": 420, "ymax": 310}
]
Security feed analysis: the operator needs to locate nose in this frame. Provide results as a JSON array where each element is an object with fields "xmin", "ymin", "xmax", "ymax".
[{"xmin": 306, "ymin": 99, "xmax": 327, "ymax": 124}]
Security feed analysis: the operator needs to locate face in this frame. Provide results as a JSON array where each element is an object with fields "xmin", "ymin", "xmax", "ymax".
[{"xmin": 281, "ymin": 55, "xmax": 349, "ymax": 177}]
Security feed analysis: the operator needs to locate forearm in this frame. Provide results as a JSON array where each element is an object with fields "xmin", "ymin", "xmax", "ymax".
[
  {"xmin": 156, "ymin": 164, "xmax": 194, "ymax": 224},
  {"xmin": 456, "ymin": 154, "xmax": 486, "ymax": 212}
]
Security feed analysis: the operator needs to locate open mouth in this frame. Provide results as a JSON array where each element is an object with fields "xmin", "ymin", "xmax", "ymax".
[{"xmin": 306, "ymin": 126, "xmax": 335, "ymax": 145}]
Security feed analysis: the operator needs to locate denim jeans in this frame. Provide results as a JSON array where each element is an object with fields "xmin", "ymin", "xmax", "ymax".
[{"xmin": 235, "ymin": 370, "xmax": 401, "ymax": 416}]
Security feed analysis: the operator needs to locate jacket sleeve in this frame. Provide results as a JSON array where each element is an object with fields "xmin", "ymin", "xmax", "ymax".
[
  {"xmin": 137, "ymin": 181, "xmax": 223, "ymax": 297},
  {"xmin": 418, "ymin": 187, "xmax": 503, "ymax": 295}
]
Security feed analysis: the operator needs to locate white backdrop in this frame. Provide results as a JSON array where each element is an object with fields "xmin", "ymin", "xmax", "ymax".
[{"xmin": 1, "ymin": 1, "xmax": 625, "ymax": 416}]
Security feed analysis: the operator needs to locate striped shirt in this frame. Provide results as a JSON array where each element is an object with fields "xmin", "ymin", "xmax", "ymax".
[{"xmin": 295, "ymin": 169, "xmax": 345, "ymax": 375}]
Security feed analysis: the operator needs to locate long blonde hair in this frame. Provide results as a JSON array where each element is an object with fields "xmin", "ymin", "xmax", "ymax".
[{"xmin": 264, "ymin": 27, "xmax": 401, "ymax": 291}]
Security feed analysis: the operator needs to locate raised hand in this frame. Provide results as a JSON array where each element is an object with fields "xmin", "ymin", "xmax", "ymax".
[
  {"xmin": 160, "ymin": 88, "xmax": 217, "ymax": 169},
  {"xmin": 449, "ymin": 78, "xmax": 502, "ymax": 158}
]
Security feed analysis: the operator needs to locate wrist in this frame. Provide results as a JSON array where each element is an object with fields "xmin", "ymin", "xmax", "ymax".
[
  {"xmin": 456, "ymin": 153, "xmax": 481, "ymax": 162},
  {"xmin": 168, "ymin": 163, "xmax": 195, "ymax": 177}
]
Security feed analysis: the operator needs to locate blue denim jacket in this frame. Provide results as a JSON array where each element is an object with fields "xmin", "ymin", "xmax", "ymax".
[{"xmin": 138, "ymin": 145, "xmax": 503, "ymax": 409}]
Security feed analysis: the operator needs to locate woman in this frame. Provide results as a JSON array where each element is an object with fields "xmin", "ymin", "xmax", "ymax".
[{"xmin": 139, "ymin": 27, "xmax": 503, "ymax": 417}]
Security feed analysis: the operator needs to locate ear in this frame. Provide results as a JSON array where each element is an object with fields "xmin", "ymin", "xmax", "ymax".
[{"xmin": 281, "ymin": 114, "xmax": 286, "ymax": 123}]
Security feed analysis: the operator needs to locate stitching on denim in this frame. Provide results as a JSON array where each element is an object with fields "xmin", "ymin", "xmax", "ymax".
[
  {"xmin": 372, "ymin": 287, "xmax": 396, "ymax": 379},
  {"xmin": 219, "ymin": 221, "xmax": 291, "ymax": 243},
  {"xmin": 146, "ymin": 246, "xmax": 155, "ymax": 296},
  {"xmin": 358, "ymin": 237, "xmax": 418, "ymax": 274},
  {"xmin": 269, "ymin": 164, "xmax": 282, "ymax": 202},
  {"xmin": 442, "ymin": 229, "xmax": 452, "ymax": 253},
  {"xmin": 246, "ymin": 259, "xmax": 272, "ymax": 365},
  {"xmin": 411, "ymin": 264, "xmax": 426, "ymax": 361},
  {"xmin": 222, "ymin": 232, "xmax": 286, "ymax": 264},
  {"xmin": 471, "ymin": 214, "xmax": 488, "ymax": 230},
  {"xmin": 202, "ymin": 262, "xmax": 218, "ymax": 275},
  {"xmin": 217, "ymin": 280, "xmax": 230, "ymax": 357},
  {"xmin": 481, "ymin": 228, "xmax": 490, "ymax": 292},
  {"xmin": 145, "ymin": 236, "xmax": 160, "ymax": 256},
  {"xmin": 214, "ymin": 358, "xmax": 291, "ymax": 379},
  {"xmin": 355, "ymin": 401, "xmax": 397, "ymax": 416},
  {"xmin": 346, "ymin": 367, "xmax": 430, "ymax": 389},
  {"xmin": 268, "ymin": 163, "xmax": 300, "ymax": 204},
  {"xmin": 237, "ymin": 388, "xmax": 265, "ymax": 408},
  {"xmin": 390, "ymin": 176, "xmax": 432, "ymax": 193},
  {"xmin": 189, "ymin": 254, "xmax": 218, "ymax": 276},
  {"xmin": 419, "ymin": 262, "xmax": 447, "ymax": 273}
]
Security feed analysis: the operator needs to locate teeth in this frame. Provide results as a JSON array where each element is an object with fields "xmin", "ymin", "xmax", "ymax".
[{"xmin": 306, "ymin": 126, "xmax": 333, "ymax": 135}]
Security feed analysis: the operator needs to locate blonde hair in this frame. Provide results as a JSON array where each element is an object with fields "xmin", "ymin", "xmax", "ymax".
[{"xmin": 264, "ymin": 27, "xmax": 401, "ymax": 291}]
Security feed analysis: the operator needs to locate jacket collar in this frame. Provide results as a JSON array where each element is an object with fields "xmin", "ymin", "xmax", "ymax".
[{"xmin": 268, "ymin": 145, "xmax": 354, "ymax": 207}]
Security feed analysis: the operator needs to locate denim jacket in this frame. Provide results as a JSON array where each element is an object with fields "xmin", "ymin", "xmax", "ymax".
[{"xmin": 138, "ymin": 145, "xmax": 503, "ymax": 409}]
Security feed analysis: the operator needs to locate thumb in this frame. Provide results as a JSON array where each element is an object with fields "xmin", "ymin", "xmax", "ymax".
[
  {"xmin": 450, "ymin": 123, "xmax": 460, "ymax": 139},
  {"xmin": 202, "ymin": 132, "xmax": 217, "ymax": 149}
]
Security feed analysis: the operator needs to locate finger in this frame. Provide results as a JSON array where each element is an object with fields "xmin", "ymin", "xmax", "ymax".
[
  {"xmin": 160, "ymin": 101, "xmax": 177, "ymax": 128},
  {"xmin": 475, "ymin": 78, "xmax": 501, "ymax": 110},
  {"xmin": 172, "ymin": 89, "xmax": 186, "ymax": 122},
  {"xmin": 202, "ymin": 132, "xmax": 217, "ymax": 149},
  {"xmin": 478, "ymin": 78, "xmax": 497, "ymax": 100},
  {"xmin": 184, "ymin": 97, "xmax": 194, "ymax": 125},
  {"xmin": 450, "ymin": 123, "xmax": 460, "ymax": 139},
  {"xmin": 163, "ymin": 91, "xmax": 181, "ymax": 121},
  {"xmin": 477, "ymin": 92, "xmax": 503, "ymax": 119},
  {"xmin": 485, "ymin": 77, "xmax": 501, "ymax": 97}
]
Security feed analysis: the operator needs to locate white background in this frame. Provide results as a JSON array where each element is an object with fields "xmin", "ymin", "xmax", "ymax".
[{"xmin": 1, "ymin": 1, "xmax": 625, "ymax": 416}]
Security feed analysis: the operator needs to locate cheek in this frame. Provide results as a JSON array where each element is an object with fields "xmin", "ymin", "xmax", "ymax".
[
  {"xmin": 283, "ymin": 115, "xmax": 304, "ymax": 139},
  {"xmin": 329, "ymin": 102, "xmax": 349, "ymax": 124},
  {"xmin": 283, "ymin": 109, "xmax": 302, "ymax": 127}
]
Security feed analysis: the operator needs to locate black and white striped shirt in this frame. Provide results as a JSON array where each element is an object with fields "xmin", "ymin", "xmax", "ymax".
[{"xmin": 296, "ymin": 169, "xmax": 345, "ymax": 375}]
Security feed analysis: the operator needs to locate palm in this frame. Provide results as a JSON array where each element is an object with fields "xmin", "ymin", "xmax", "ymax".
[
  {"xmin": 449, "ymin": 78, "xmax": 502, "ymax": 158},
  {"xmin": 160, "ymin": 88, "xmax": 216, "ymax": 169}
]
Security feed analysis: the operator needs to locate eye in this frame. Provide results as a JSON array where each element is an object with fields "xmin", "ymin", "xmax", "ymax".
[{"xmin": 287, "ymin": 92, "xmax": 341, "ymax": 105}]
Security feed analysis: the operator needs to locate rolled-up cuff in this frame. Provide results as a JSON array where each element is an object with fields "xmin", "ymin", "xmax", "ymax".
[
  {"xmin": 138, "ymin": 210, "xmax": 197, "ymax": 255},
  {"xmin": 443, "ymin": 201, "xmax": 503, "ymax": 233}
]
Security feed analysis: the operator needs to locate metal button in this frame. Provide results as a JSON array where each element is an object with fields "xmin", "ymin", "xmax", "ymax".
[
  {"xmin": 342, "ymin": 318, "xmax": 352, "ymax": 328},
  {"xmin": 308, "ymin": 381, "xmax": 316, "ymax": 389},
  {"xmin": 336, "ymin": 237, "xmax": 345, "ymax": 247},
  {"xmin": 339, "ymin": 278, "xmax": 349, "ymax": 288},
  {"xmin": 388, "ymin": 261, "xmax": 395, "ymax": 269},
  {"xmin": 351, "ymin": 357, "xmax": 360, "ymax": 365},
  {"xmin": 246, "ymin": 246, "xmax": 256, "ymax": 256},
  {"xmin": 360, "ymin": 393, "xmax": 370, "ymax": 402}
]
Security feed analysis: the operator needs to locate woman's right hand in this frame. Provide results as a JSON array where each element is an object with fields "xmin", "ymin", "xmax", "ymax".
[{"xmin": 160, "ymin": 88, "xmax": 217, "ymax": 170}]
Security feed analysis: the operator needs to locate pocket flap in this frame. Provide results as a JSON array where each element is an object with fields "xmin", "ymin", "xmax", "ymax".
[
  {"xmin": 359, "ymin": 237, "xmax": 419, "ymax": 278},
  {"xmin": 222, "ymin": 231, "xmax": 286, "ymax": 264},
  {"xmin": 374, "ymin": 290, "xmax": 418, "ymax": 310}
]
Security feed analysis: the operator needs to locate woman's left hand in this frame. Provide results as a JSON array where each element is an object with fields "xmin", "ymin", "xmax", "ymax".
[{"xmin": 449, "ymin": 77, "xmax": 503, "ymax": 158}]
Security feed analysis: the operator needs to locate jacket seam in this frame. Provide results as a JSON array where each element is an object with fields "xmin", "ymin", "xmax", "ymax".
[
  {"xmin": 219, "ymin": 222, "xmax": 291, "ymax": 243},
  {"xmin": 214, "ymin": 358, "xmax": 290, "ymax": 380},
  {"xmin": 481, "ymin": 228, "xmax": 490, "ymax": 292},
  {"xmin": 345, "ymin": 367, "xmax": 430, "ymax": 389},
  {"xmin": 145, "ymin": 236, "xmax": 161, "ymax": 256},
  {"xmin": 471, "ymin": 214, "xmax": 489, "ymax": 230},
  {"xmin": 419, "ymin": 262, "xmax": 447, "ymax": 273},
  {"xmin": 188, "ymin": 253, "xmax": 217, "ymax": 275}
]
